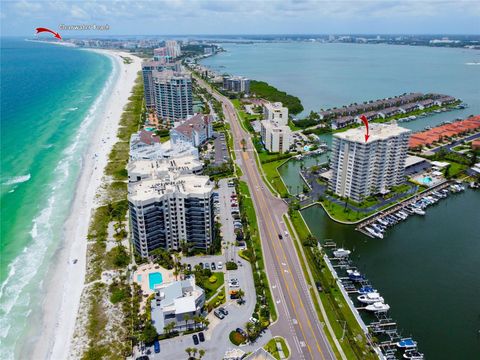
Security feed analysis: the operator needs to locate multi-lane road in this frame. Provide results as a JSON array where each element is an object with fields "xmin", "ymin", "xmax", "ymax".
[{"xmin": 196, "ymin": 77, "xmax": 337, "ymax": 360}]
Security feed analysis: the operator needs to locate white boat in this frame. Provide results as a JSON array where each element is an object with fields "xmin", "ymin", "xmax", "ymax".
[
  {"xmin": 403, "ymin": 350, "xmax": 424, "ymax": 359},
  {"xmin": 365, "ymin": 302, "xmax": 390, "ymax": 312},
  {"xmin": 357, "ymin": 292, "xmax": 384, "ymax": 304},
  {"xmin": 412, "ymin": 207, "xmax": 425, "ymax": 215},
  {"xmin": 365, "ymin": 226, "xmax": 383, "ymax": 239},
  {"xmin": 333, "ymin": 248, "xmax": 351, "ymax": 258}
]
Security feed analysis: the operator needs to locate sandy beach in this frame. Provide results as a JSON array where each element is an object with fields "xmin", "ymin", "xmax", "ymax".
[{"xmin": 30, "ymin": 49, "xmax": 142, "ymax": 359}]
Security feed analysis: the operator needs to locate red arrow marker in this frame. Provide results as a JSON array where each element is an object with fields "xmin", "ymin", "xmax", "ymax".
[
  {"xmin": 35, "ymin": 27, "xmax": 62, "ymax": 40},
  {"xmin": 359, "ymin": 115, "xmax": 370, "ymax": 142}
]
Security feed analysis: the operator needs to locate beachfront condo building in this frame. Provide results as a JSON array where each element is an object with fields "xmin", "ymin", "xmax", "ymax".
[
  {"xmin": 170, "ymin": 114, "xmax": 214, "ymax": 148},
  {"xmin": 165, "ymin": 40, "xmax": 182, "ymax": 58},
  {"xmin": 329, "ymin": 123, "xmax": 410, "ymax": 202},
  {"xmin": 141, "ymin": 61, "xmax": 180, "ymax": 108},
  {"xmin": 151, "ymin": 276, "xmax": 205, "ymax": 334},
  {"xmin": 128, "ymin": 158, "xmax": 214, "ymax": 258},
  {"xmin": 153, "ymin": 70, "xmax": 193, "ymax": 123}
]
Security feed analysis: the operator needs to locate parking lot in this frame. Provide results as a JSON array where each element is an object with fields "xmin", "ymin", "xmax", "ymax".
[{"xmin": 214, "ymin": 132, "xmax": 229, "ymax": 165}]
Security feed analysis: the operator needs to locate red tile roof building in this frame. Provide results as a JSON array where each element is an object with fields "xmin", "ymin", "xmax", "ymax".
[{"xmin": 409, "ymin": 115, "xmax": 480, "ymax": 148}]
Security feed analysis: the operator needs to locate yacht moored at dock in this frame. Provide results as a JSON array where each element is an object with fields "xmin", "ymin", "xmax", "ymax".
[
  {"xmin": 333, "ymin": 248, "xmax": 351, "ymax": 258},
  {"xmin": 365, "ymin": 302, "xmax": 390, "ymax": 313},
  {"xmin": 396, "ymin": 338, "xmax": 417, "ymax": 349},
  {"xmin": 357, "ymin": 292, "xmax": 384, "ymax": 304}
]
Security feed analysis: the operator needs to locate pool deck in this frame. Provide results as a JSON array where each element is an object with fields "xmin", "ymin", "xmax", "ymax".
[{"xmin": 133, "ymin": 263, "xmax": 175, "ymax": 296}]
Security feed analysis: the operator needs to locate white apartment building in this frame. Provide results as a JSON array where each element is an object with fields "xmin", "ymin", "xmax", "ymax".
[
  {"xmin": 151, "ymin": 276, "xmax": 205, "ymax": 334},
  {"xmin": 260, "ymin": 102, "xmax": 292, "ymax": 153},
  {"xmin": 170, "ymin": 114, "xmax": 213, "ymax": 148},
  {"xmin": 128, "ymin": 158, "xmax": 214, "ymax": 257},
  {"xmin": 153, "ymin": 70, "xmax": 193, "ymax": 123},
  {"xmin": 263, "ymin": 102, "xmax": 289, "ymax": 125},
  {"xmin": 329, "ymin": 123, "xmax": 411, "ymax": 202},
  {"xmin": 260, "ymin": 120, "xmax": 292, "ymax": 153},
  {"xmin": 129, "ymin": 130, "xmax": 198, "ymax": 161}
]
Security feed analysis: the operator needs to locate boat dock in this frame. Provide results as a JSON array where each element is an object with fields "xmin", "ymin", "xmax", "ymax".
[
  {"xmin": 324, "ymin": 241, "xmax": 425, "ymax": 359},
  {"xmin": 356, "ymin": 180, "xmax": 464, "ymax": 239}
]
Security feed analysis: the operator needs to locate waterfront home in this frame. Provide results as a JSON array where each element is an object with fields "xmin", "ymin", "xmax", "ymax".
[
  {"xmin": 434, "ymin": 96, "xmax": 457, "ymax": 106},
  {"xmin": 378, "ymin": 107, "xmax": 401, "ymax": 118},
  {"xmin": 151, "ymin": 276, "xmax": 205, "ymax": 334},
  {"xmin": 417, "ymin": 99, "xmax": 435, "ymax": 110},
  {"xmin": 355, "ymin": 111, "xmax": 381, "ymax": 123},
  {"xmin": 331, "ymin": 116, "xmax": 355, "ymax": 130},
  {"xmin": 399, "ymin": 102, "xmax": 420, "ymax": 113}
]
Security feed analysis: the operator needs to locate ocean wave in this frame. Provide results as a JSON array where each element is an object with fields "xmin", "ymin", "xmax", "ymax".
[
  {"xmin": 0, "ymin": 50, "xmax": 119, "ymax": 357},
  {"xmin": 2, "ymin": 174, "xmax": 31, "ymax": 186},
  {"xmin": 67, "ymin": 107, "xmax": 79, "ymax": 111},
  {"xmin": 465, "ymin": 62, "xmax": 480, "ymax": 65}
]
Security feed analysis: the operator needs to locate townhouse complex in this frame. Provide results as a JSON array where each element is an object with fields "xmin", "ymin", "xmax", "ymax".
[{"xmin": 329, "ymin": 123, "xmax": 411, "ymax": 202}]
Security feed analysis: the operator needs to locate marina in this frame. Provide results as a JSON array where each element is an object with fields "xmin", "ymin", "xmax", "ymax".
[
  {"xmin": 324, "ymin": 241, "xmax": 425, "ymax": 360},
  {"xmin": 356, "ymin": 181, "xmax": 465, "ymax": 239}
]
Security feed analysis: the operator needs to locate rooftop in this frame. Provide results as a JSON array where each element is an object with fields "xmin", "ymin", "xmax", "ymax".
[
  {"xmin": 334, "ymin": 123, "xmax": 410, "ymax": 143},
  {"xmin": 172, "ymin": 114, "xmax": 213, "ymax": 137}
]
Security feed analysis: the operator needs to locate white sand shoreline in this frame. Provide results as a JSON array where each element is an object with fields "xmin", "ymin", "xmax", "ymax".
[{"xmin": 30, "ymin": 49, "xmax": 141, "ymax": 360}]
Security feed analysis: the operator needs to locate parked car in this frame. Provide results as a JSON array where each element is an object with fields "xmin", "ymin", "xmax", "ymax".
[
  {"xmin": 219, "ymin": 307, "xmax": 229, "ymax": 316},
  {"xmin": 278, "ymin": 234, "xmax": 283, "ymax": 240},
  {"xmin": 214, "ymin": 310, "xmax": 225, "ymax": 319},
  {"xmin": 192, "ymin": 334, "xmax": 199, "ymax": 345},
  {"xmin": 198, "ymin": 332, "xmax": 205, "ymax": 342},
  {"xmin": 187, "ymin": 264, "xmax": 192, "ymax": 272},
  {"xmin": 153, "ymin": 340, "xmax": 160, "ymax": 353},
  {"xmin": 249, "ymin": 316, "xmax": 259, "ymax": 324},
  {"xmin": 136, "ymin": 356, "xmax": 149, "ymax": 360},
  {"xmin": 199, "ymin": 262, "xmax": 204, "ymax": 269},
  {"xmin": 315, "ymin": 281, "xmax": 323, "ymax": 292},
  {"xmin": 211, "ymin": 262, "xmax": 216, "ymax": 270},
  {"xmin": 218, "ymin": 261, "xmax": 223, "ymax": 269},
  {"xmin": 236, "ymin": 328, "xmax": 248, "ymax": 338},
  {"xmin": 204, "ymin": 263, "xmax": 210, "ymax": 270}
]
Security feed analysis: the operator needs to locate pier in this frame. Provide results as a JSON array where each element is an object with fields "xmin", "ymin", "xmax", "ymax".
[
  {"xmin": 324, "ymin": 241, "xmax": 424, "ymax": 359},
  {"xmin": 356, "ymin": 180, "xmax": 454, "ymax": 238}
]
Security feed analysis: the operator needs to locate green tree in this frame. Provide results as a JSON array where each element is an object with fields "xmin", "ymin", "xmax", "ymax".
[
  {"xmin": 141, "ymin": 322, "xmax": 158, "ymax": 344},
  {"xmin": 164, "ymin": 321, "xmax": 176, "ymax": 336},
  {"xmin": 198, "ymin": 349, "xmax": 206, "ymax": 359},
  {"xmin": 184, "ymin": 314, "xmax": 191, "ymax": 330}
]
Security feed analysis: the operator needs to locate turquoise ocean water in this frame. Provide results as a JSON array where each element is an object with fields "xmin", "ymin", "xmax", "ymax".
[{"xmin": 0, "ymin": 38, "xmax": 114, "ymax": 358}]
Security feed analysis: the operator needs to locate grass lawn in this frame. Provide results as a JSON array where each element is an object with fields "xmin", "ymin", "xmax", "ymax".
[
  {"xmin": 320, "ymin": 199, "xmax": 373, "ymax": 223},
  {"xmin": 202, "ymin": 272, "xmax": 224, "ymax": 300},
  {"xmin": 206, "ymin": 286, "xmax": 226, "ymax": 311},
  {"xmin": 264, "ymin": 337, "xmax": 290, "ymax": 360},
  {"xmin": 444, "ymin": 161, "xmax": 468, "ymax": 178},
  {"xmin": 261, "ymin": 159, "xmax": 289, "ymax": 197},
  {"xmin": 238, "ymin": 181, "xmax": 278, "ymax": 322}
]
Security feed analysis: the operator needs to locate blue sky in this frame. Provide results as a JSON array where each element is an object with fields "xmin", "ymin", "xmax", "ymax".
[{"xmin": 1, "ymin": 0, "xmax": 479, "ymax": 36}]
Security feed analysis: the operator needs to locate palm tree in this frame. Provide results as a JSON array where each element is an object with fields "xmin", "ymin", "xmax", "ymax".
[
  {"xmin": 184, "ymin": 314, "xmax": 191, "ymax": 330},
  {"xmin": 237, "ymin": 288, "xmax": 245, "ymax": 301},
  {"xmin": 164, "ymin": 321, "xmax": 176, "ymax": 336},
  {"xmin": 192, "ymin": 348, "xmax": 198, "ymax": 358},
  {"xmin": 202, "ymin": 317, "xmax": 210, "ymax": 329},
  {"xmin": 198, "ymin": 349, "xmax": 206, "ymax": 359},
  {"xmin": 193, "ymin": 315, "xmax": 202, "ymax": 330},
  {"xmin": 245, "ymin": 322, "xmax": 254, "ymax": 340},
  {"xmin": 185, "ymin": 347, "xmax": 193, "ymax": 357}
]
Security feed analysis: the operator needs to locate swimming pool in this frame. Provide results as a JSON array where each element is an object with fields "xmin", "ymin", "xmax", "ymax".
[
  {"xmin": 149, "ymin": 272, "xmax": 163, "ymax": 290},
  {"xmin": 422, "ymin": 176, "xmax": 433, "ymax": 184}
]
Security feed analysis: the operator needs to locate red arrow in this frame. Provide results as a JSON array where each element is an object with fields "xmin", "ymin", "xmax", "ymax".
[
  {"xmin": 35, "ymin": 27, "xmax": 62, "ymax": 40},
  {"xmin": 359, "ymin": 115, "xmax": 370, "ymax": 142}
]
